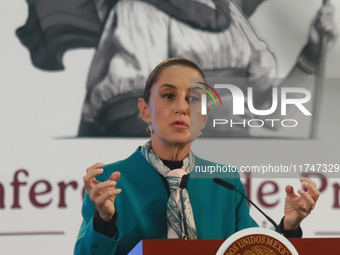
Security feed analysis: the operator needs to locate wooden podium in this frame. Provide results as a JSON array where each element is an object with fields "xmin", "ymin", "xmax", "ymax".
[{"xmin": 128, "ymin": 238, "xmax": 340, "ymax": 255}]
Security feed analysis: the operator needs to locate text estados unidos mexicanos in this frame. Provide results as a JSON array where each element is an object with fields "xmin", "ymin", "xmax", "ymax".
[{"xmin": 195, "ymin": 164, "xmax": 340, "ymax": 175}]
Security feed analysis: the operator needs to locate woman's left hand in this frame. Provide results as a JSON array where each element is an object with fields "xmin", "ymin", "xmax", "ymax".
[{"xmin": 283, "ymin": 178, "xmax": 320, "ymax": 230}]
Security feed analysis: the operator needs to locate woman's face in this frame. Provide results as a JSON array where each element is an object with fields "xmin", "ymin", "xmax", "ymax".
[{"xmin": 139, "ymin": 65, "xmax": 208, "ymax": 146}]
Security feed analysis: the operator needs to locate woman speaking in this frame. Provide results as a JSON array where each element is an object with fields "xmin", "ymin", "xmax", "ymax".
[{"xmin": 74, "ymin": 58, "xmax": 320, "ymax": 255}]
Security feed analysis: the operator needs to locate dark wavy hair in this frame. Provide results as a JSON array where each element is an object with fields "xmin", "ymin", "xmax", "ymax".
[{"xmin": 143, "ymin": 57, "xmax": 205, "ymax": 103}]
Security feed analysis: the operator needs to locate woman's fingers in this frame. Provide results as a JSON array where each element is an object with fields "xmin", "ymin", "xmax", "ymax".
[
  {"xmin": 86, "ymin": 163, "xmax": 105, "ymax": 173},
  {"xmin": 300, "ymin": 178, "xmax": 316, "ymax": 187},
  {"xmin": 109, "ymin": 171, "xmax": 121, "ymax": 182},
  {"xmin": 82, "ymin": 164, "xmax": 121, "ymax": 221},
  {"xmin": 301, "ymin": 179, "xmax": 320, "ymax": 202},
  {"xmin": 83, "ymin": 168, "xmax": 103, "ymax": 190},
  {"xmin": 84, "ymin": 168, "xmax": 104, "ymax": 182},
  {"xmin": 95, "ymin": 188, "xmax": 122, "ymax": 206},
  {"xmin": 285, "ymin": 196, "xmax": 302, "ymax": 213},
  {"xmin": 83, "ymin": 163, "xmax": 106, "ymax": 189},
  {"xmin": 285, "ymin": 179, "xmax": 319, "ymax": 214},
  {"xmin": 289, "ymin": 178, "xmax": 319, "ymax": 214},
  {"xmin": 285, "ymin": 185, "xmax": 296, "ymax": 197},
  {"xmin": 90, "ymin": 180, "xmax": 117, "ymax": 200},
  {"xmin": 297, "ymin": 189, "xmax": 316, "ymax": 211},
  {"xmin": 284, "ymin": 178, "xmax": 320, "ymax": 230}
]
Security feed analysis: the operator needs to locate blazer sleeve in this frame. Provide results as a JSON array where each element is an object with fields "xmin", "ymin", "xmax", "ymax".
[{"xmin": 74, "ymin": 173, "xmax": 121, "ymax": 255}]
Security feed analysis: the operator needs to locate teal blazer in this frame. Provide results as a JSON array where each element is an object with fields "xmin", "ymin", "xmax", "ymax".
[{"xmin": 74, "ymin": 147, "xmax": 258, "ymax": 255}]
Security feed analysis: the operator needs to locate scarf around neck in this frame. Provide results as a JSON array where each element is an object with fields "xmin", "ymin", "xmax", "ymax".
[{"xmin": 140, "ymin": 141, "xmax": 197, "ymax": 239}]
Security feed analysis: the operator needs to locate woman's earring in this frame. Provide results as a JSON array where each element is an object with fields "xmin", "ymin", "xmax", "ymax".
[
  {"xmin": 146, "ymin": 123, "xmax": 153, "ymax": 134},
  {"xmin": 197, "ymin": 130, "xmax": 203, "ymax": 139}
]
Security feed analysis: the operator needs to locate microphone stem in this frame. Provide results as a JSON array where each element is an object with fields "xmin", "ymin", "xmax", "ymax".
[{"xmin": 234, "ymin": 188, "xmax": 282, "ymax": 234}]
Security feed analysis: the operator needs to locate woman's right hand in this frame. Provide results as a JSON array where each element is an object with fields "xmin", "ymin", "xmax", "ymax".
[{"xmin": 83, "ymin": 163, "xmax": 121, "ymax": 221}]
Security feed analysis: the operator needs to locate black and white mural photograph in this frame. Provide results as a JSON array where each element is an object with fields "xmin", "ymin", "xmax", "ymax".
[
  {"xmin": 15, "ymin": 0, "xmax": 339, "ymax": 138},
  {"xmin": 1, "ymin": 0, "xmax": 340, "ymax": 254}
]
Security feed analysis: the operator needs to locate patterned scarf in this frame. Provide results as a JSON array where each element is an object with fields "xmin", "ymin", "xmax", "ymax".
[{"xmin": 141, "ymin": 141, "xmax": 197, "ymax": 239}]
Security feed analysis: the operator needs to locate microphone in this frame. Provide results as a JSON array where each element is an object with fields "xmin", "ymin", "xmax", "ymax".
[
  {"xmin": 180, "ymin": 174, "xmax": 189, "ymax": 239},
  {"xmin": 213, "ymin": 177, "xmax": 282, "ymax": 234}
]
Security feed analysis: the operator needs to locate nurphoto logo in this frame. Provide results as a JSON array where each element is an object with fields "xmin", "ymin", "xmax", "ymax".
[{"xmin": 200, "ymin": 83, "xmax": 312, "ymax": 129}]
